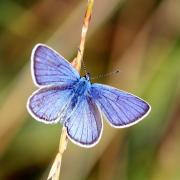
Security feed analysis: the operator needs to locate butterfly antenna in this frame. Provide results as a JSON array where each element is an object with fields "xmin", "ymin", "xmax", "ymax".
[
  {"xmin": 78, "ymin": 48, "xmax": 88, "ymax": 75},
  {"xmin": 82, "ymin": 58, "xmax": 88, "ymax": 75},
  {"xmin": 91, "ymin": 70, "xmax": 120, "ymax": 80}
]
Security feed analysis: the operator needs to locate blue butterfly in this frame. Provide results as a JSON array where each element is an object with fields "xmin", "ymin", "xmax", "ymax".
[{"xmin": 27, "ymin": 44, "xmax": 151, "ymax": 148}]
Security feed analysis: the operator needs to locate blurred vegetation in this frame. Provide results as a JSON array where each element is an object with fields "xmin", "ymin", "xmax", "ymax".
[{"xmin": 0, "ymin": 0, "xmax": 180, "ymax": 180}]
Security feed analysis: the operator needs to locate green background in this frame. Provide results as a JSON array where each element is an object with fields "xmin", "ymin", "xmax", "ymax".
[{"xmin": 0, "ymin": 0, "xmax": 180, "ymax": 179}]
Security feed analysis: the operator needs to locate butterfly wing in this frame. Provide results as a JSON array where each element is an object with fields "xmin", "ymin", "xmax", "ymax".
[
  {"xmin": 64, "ymin": 96, "xmax": 102, "ymax": 147},
  {"xmin": 27, "ymin": 83, "xmax": 75, "ymax": 124},
  {"xmin": 91, "ymin": 84, "xmax": 151, "ymax": 127},
  {"xmin": 31, "ymin": 44, "xmax": 80, "ymax": 86}
]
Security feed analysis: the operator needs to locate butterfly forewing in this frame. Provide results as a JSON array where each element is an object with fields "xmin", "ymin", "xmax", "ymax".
[
  {"xmin": 91, "ymin": 83, "xmax": 151, "ymax": 127},
  {"xmin": 31, "ymin": 44, "xmax": 80, "ymax": 86}
]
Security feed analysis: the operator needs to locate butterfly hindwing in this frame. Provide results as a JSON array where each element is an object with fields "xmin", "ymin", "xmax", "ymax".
[
  {"xmin": 91, "ymin": 83, "xmax": 151, "ymax": 127},
  {"xmin": 65, "ymin": 95, "xmax": 102, "ymax": 147},
  {"xmin": 27, "ymin": 84, "xmax": 75, "ymax": 124},
  {"xmin": 31, "ymin": 44, "xmax": 80, "ymax": 86}
]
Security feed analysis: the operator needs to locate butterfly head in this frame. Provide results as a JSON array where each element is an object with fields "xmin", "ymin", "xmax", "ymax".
[{"xmin": 84, "ymin": 73, "xmax": 91, "ymax": 82}]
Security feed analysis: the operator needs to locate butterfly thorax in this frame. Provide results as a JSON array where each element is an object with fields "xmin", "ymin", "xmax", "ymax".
[{"xmin": 73, "ymin": 76, "xmax": 91, "ymax": 97}]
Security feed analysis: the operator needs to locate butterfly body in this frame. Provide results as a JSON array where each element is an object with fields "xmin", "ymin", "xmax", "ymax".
[
  {"xmin": 72, "ymin": 76, "xmax": 91, "ymax": 97},
  {"xmin": 57, "ymin": 76, "xmax": 92, "ymax": 124},
  {"xmin": 27, "ymin": 44, "xmax": 151, "ymax": 148}
]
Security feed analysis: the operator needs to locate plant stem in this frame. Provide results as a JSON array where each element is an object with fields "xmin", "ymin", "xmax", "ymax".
[
  {"xmin": 72, "ymin": 0, "xmax": 94, "ymax": 72},
  {"xmin": 47, "ymin": 127, "xmax": 68, "ymax": 180},
  {"xmin": 47, "ymin": 0, "xmax": 94, "ymax": 179}
]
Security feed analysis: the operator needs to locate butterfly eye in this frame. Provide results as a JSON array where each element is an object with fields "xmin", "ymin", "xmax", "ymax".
[{"xmin": 85, "ymin": 73, "xmax": 90, "ymax": 81}]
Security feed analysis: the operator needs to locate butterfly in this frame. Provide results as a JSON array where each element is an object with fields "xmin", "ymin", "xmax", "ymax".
[{"xmin": 27, "ymin": 44, "xmax": 151, "ymax": 148}]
